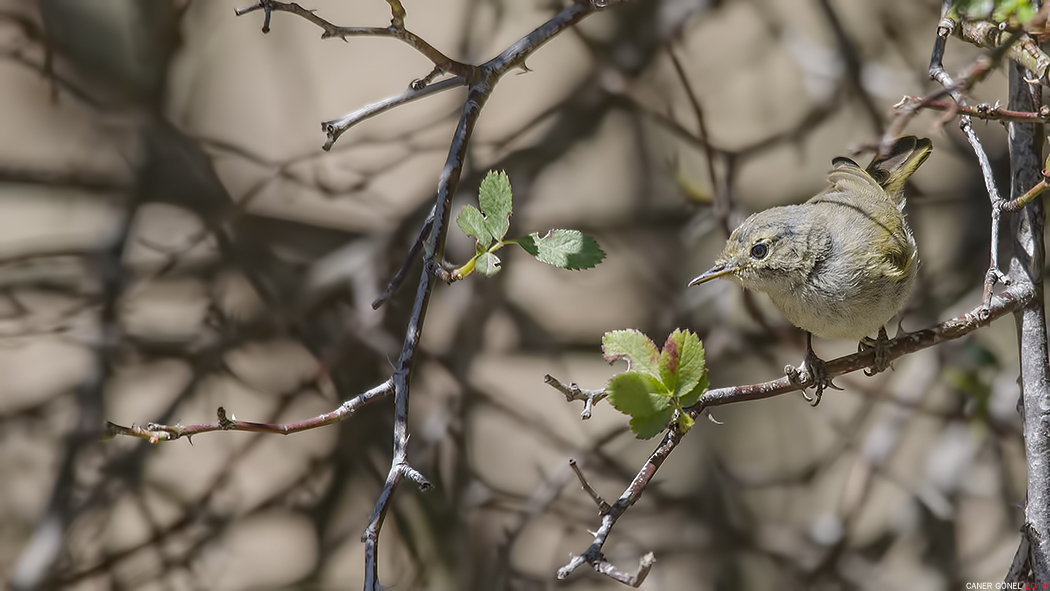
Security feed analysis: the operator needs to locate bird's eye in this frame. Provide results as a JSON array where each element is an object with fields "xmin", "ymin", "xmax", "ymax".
[{"xmin": 750, "ymin": 243, "xmax": 768, "ymax": 259}]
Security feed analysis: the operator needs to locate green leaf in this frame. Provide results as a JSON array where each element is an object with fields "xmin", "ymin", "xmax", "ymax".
[
  {"xmin": 603, "ymin": 329, "xmax": 661, "ymax": 378},
  {"xmin": 517, "ymin": 229, "xmax": 605, "ymax": 270},
  {"xmin": 606, "ymin": 372, "xmax": 669, "ymax": 418},
  {"xmin": 475, "ymin": 252, "xmax": 501, "ymax": 277},
  {"xmin": 659, "ymin": 329, "xmax": 707, "ymax": 399},
  {"xmin": 629, "ymin": 409, "xmax": 675, "ymax": 439},
  {"xmin": 479, "ymin": 171, "xmax": 513, "ymax": 242},
  {"xmin": 677, "ymin": 373, "xmax": 709, "ymax": 408},
  {"xmin": 457, "ymin": 205, "xmax": 493, "ymax": 249}
]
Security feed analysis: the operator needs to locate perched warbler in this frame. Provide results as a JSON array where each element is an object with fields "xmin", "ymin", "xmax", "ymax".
[{"xmin": 689, "ymin": 135, "xmax": 931, "ymax": 404}]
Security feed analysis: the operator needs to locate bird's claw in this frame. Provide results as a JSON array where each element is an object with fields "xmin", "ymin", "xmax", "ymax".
[
  {"xmin": 859, "ymin": 326, "xmax": 893, "ymax": 376},
  {"xmin": 785, "ymin": 347, "xmax": 840, "ymax": 406}
]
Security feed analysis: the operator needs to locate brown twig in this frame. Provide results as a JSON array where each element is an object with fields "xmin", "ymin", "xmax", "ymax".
[
  {"xmin": 895, "ymin": 95, "xmax": 1050, "ymax": 123},
  {"xmin": 234, "ymin": 0, "xmax": 473, "ymax": 80},
  {"xmin": 105, "ymin": 379, "xmax": 393, "ymax": 443}
]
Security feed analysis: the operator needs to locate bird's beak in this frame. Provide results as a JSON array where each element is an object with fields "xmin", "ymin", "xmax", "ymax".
[{"xmin": 688, "ymin": 262, "xmax": 737, "ymax": 286}]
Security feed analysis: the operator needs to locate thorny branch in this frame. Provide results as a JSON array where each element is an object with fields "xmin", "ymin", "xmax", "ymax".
[
  {"xmin": 234, "ymin": 0, "xmax": 473, "ymax": 80},
  {"xmin": 895, "ymin": 95, "xmax": 1050, "ymax": 123}
]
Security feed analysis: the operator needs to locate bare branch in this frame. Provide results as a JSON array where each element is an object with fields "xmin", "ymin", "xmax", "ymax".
[
  {"xmin": 234, "ymin": 0, "xmax": 473, "ymax": 79},
  {"xmin": 322, "ymin": 77, "xmax": 465, "ymax": 151},
  {"xmin": 105, "ymin": 379, "xmax": 393, "ymax": 443}
]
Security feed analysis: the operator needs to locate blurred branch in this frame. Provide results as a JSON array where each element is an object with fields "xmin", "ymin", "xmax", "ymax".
[
  {"xmin": 666, "ymin": 47, "xmax": 730, "ymax": 233},
  {"xmin": 11, "ymin": 194, "xmax": 135, "ymax": 591},
  {"xmin": 0, "ymin": 166, "xmax": 128, "ymax": 193},
  {"xmin": 815, "ymin": 0, "xmax": 882, "ymax": 131}
]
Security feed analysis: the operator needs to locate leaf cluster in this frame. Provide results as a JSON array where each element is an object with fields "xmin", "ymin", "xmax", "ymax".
[
  {"xmin": 454, "ymin": 171, "xmax": 605, "ymax": 278},
  {"xmin": 603, "ymin": 329, "xmax": 709, "ymax": 439}
]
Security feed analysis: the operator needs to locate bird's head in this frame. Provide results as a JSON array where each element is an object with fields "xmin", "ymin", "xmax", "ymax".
[{"xmin": 689, "ymin": 208, "xmax": 815, "ymax": 294}]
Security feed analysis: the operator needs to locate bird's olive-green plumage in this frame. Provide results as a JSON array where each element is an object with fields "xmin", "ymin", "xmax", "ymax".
[{"xmin": 690, "ymin": 136, "xmax": 930, "ymax": 340}]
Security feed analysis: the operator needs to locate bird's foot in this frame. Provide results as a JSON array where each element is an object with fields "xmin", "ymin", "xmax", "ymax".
[
  {"xmin": 859, "ymin": 326, "xmax": 893, "ymax": 376},
  {"xmin": 785, "ymin": 344, "xmax": 841, "ymax": 407}
]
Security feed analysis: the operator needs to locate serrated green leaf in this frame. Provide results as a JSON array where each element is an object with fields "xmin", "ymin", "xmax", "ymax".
[
  {"xmin": 629, "ymin": 409, "xmax": 674, "ymax": 439},
  {"xmin": 659, "ymin": 329, "xmax": 707, "ymax": 399},
  {"xmin": 606, "ymin": 372, "xmax": 669, "ymax": 418},
  {"xmin": 479, "ymin": 171, "xmax": 513, "ymax": 242},
  {"xmin": 602, "ymin": 329, "xmax": 661, "ymax": 378},
  {"xmin": 678, "ymin": 372, "xmax": 708, "ymax": 408},
  {"xmin": 475, "ymin": 252, "xmax": 501, "ymax": 277},
  {"xmin": 457, "ymin": 205, "xmax": 493, "ymax": 249},
  {"xmin": 517, "ymin": 229, "xmax": 605, "ymax": 270}
]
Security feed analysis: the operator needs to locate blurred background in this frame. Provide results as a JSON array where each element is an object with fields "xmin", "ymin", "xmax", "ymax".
[{"xmin": 0, "ymin": 0, "xmax": 1032, "ymax": 589}]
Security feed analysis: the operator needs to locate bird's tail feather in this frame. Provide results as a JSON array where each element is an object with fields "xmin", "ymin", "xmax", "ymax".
[{"xmin": 866, "ymin": 136, "xmax": 933, "ymax": 198}]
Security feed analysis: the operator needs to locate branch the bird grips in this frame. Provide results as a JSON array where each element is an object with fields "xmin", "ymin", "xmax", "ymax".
[{"xmin": 690, "ymin": 136, "xmax": 932, "ymax": 404}]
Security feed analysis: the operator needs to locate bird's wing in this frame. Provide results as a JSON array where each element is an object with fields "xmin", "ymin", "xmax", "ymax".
[
  {"xmin": 807, "ymin": 157, "xmax": 883, "ymax": 204},
  {"xmin": 809, "ymin": 158, "xmax": 916, "ymax": 281}
]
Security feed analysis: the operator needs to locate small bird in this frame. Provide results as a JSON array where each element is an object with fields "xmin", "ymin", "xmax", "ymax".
[{"xmin": 689, "ymin": 136, "xmax": 931, "ymax": 404}]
